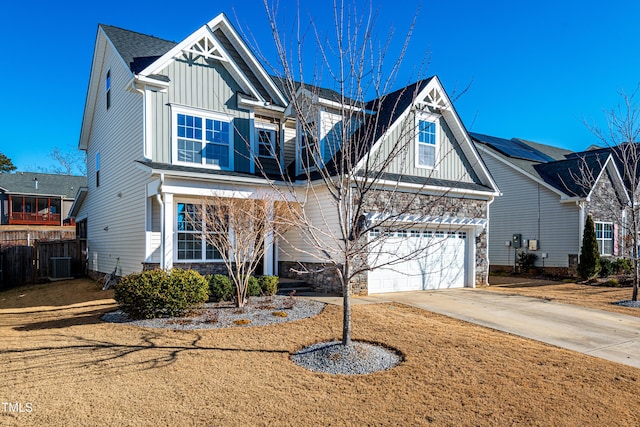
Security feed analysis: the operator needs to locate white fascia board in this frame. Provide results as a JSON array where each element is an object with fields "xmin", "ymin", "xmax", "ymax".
[
  {"xmin": 146, "ymin": 176, "xmax": 297, "ymax": 202},
  {"xmin": 476, "ymin": 144, "xmax": 572, "ymax": 200},
  {"xmin": 134, "ymin": 75, "xmax": 170, "ymax": 89},
  {"xmin": 237, "ymin": 93, "xmax": 286, "ymax": 112},
  {"xmin": 426, "ymin": 76, "xmax": 499, "ymax": 194},
  {"xmin": 216, "ymin": 14, "xmax": 288, "ymax": 106},
  {"xmin": 355, "ymin": 176, "xmax": 497, "ymax": 199},
  {"xmin": 138, "ymin": 15, "xmax": 263, "ymax": 103},
  {"xmin": 585, "ymin": 154, "xmax": 631, "ymax": 205},
  {"xmin": 353, "ymin": 77, "xmax": 498, "ymax": 193},
  {"xmin": 69, "ymin": 187, "xmax": 88, "ymax": 218},
  {"xmin": 135, "ymin": 161, "xmax": 301, "ymax": 189}
]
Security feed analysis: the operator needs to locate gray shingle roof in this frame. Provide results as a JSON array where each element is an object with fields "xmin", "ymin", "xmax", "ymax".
[
  {"xmin": 270, "ymin": 75, "xmax": 360, "ymax": 106},
  {"xmin": 0, "ymin": 173, "xmax": 86, "ymax": 199},
  {"xmin": 533, "ymin": 153, "xmax": 608, "ymax": 197},
  {"xmin": 471, "ymin": 132, "xmax": 616, "ymax": 198},
  {"xmin": 135, "ymin": 161, "xmax": 288, "ymax": 182},
  {"xmin": 100, "ymin": 25, "xmax": 177, "ymax": 73}
]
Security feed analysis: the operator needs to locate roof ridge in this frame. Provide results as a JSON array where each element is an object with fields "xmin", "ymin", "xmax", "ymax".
[{"xmin": 99, "ymin": 23, "xmax": 177, "ymax": 44}]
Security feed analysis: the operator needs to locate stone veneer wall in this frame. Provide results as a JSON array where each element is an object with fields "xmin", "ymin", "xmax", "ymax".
[
  {"xmin": 584, "ymin": 171, "xmax": 628, "ymax": 258},
  {"xmin": 279, "ymin": 190, "xmax": 491, "ymax": 294}
]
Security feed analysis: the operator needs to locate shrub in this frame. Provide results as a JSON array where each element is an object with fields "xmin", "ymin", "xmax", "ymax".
[
  {"xmin": 247, "ymin": 275, "xmax": 261, "ymax": 297},
  {"xmin": 602, "ymin": 278, "xmax": 620, "ymax": 287},
  {"xmin": 233, "ymin": 319, "xmax": 251, "ymax": 325},
  {"xmin": 614, "ymin": 258, "xmax": 632, "ymax": 275},
  {"xmin": 516, "ymin": 252, "xmax": 537, "ymax": 273},
  {"xmin": 259, "ymin": 275, "xmax": 279, "ymax": 296},
  {"xmin": 208, "ymin": 274, "xmax": 234, "ymax": 302},
  {"xmin": 599, "ymin": 258, "xmax": 614, "ymax": 278},
  {"xmin": 114, "ymin": 268, "xmax": 209, "ymax": 319},
  {"xmin": 578, "ymin": 215, "xmax": 600, "ymax": 280}
]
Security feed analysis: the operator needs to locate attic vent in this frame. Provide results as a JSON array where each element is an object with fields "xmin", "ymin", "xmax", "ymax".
[
  {"xmin": 182, "ymin": 36, "xmax": 226, "ymax": 63},
  {"xmin": 425, "ymin": 87, "xmax": 447, "ymax": 109},
  {"xmin": 50, "ymin": 257, "xmax": 72, "ymax": 280}
]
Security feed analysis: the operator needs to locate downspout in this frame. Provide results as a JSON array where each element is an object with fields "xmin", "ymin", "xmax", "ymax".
[
  {"xmin": 577, "ymin": 200, "xmax": 585, "ymax": 258},
  {"xmin": 484, "ymin": 195, "xmax": 495, "ymax": 287},
  {"xmin": 130, "ymin": 79, "xmax": 147, "ymax": 159},
  {"xmin": 155, "ymin": 173, "xmax": 165, "ymax": 270}
]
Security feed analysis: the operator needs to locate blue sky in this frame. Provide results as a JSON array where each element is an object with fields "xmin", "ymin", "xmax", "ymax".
[{"xmin": 1, "ymin": 0, "xmax": 639, "ymax": 172}]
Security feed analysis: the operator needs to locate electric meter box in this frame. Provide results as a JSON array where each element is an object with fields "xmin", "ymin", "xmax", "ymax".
[{"xmin": 512, "ymin": 234, "xmax": 522, "ymax": 249}]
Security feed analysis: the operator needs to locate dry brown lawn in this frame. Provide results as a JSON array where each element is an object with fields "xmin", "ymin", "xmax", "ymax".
[
  {"xmin": 485, "ymin": 275, "xmax": 640, "ymax": 318},
  {"xmin": 1, "ymin": 278, "xmax": 640, "ymax": 426}
]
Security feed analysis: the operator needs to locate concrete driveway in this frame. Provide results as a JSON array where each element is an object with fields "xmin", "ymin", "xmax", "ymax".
[{"xmin": 319, "ymin": 289, "xmax": 640, "ymax": 369}]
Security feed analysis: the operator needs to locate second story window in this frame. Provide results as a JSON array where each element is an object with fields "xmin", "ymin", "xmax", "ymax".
[
  {"xmin": 298, "ymin": 122, "xmax": 318, "ymax": 172},
  {"xmin": 175, "ymin": 110, "xmax": 232, "ymax": 169},
  {"xmin": 96, "ymin": 152, "xmax": 100, "ymax": 187},
  {"xmin": 416, "ymin": 118, "xmax": 437, "ymax": 168},
  {"xmin": 106, "ymin": 70, "xmax": 111, "ymax": 110},
  {"xmin": 257, "ymin": 128, "xmax": 276, "ymax": 158}
]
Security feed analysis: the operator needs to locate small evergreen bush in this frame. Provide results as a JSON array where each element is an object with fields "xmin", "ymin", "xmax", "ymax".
[
  {"xmin": 247, "ymin": 275, "xmax": 261, "ymax": 297},
  {"xmin": 578, "ymin": 215, "xmax": 600, "ymax": 280},
  {"xmin": 208, "ymin": 274, "xmax": 234, "ymax": 302},
  {"xmin": 259, "ymin": 275, "xmax": 279, "ymax": 296},
  {"xmin": 613, "ymin": 258, "xmax": 632, "ymax": 275},
  {"xmin": 516, "ymin": 251, "xmax": 538, "ymax": 273},
  {"xmin": 599, "ymin": 258, "xmax": 614, "ymax": 277},
  {"xmin": 114, "ymin": 268, "xmax": 209, "ymax": 319}
]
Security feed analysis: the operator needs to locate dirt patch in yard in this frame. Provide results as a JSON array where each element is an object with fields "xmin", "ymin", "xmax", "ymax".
[
  {"xmin": 1, "ymin": 278, "xmax": 640, "ymax": 426},
  {"xmin": 485, "ymin": 275, "xmax": 640, "ymax": 318}
]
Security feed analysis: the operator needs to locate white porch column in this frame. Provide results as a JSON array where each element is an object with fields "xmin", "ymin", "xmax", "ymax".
[
  {"xmin": 163, "ymin": 193, "xmax": 174, "ymax": 270},
  {"xmin": 263, "ymin": 201, "xmax": 274, "ymax": 275}
]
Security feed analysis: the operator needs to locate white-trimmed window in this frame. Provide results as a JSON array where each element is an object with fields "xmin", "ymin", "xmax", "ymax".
[
  {"xmin": 415, "ymin": 113, "xmax": 439, "ymax": 168},
  {"xmin": 298, "ymin": 122, "xmax": 318, "ymax": 172},
  {"xmin": 106, "ymin": 70, "xmax": 111, "ymax": 110},
  {"xmin": 595, "ymin": 221, "xmax": 613, "ymax": 255},
  {"xmin": 257, "ymin": 127, "xmax": 276, "ymax": 158},
  {"xmin": 176, "ymin": 202, "xmax": 223, "ymax": 261},
  {"xmin": 173, "ymin": 108, "xmax": 233, "ymax": 169}
]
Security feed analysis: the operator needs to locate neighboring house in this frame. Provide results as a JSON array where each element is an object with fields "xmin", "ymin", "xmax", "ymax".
[
  {"xmin": 76, "ymin": 13, "xmax": 499, "ymax": 294},
  {"xmin": 471, "ymin": 133, "xmax": 629, "ymax": 275},
  {"xmin": 0, "ymin": 172, "xmax": 86, "ymax": 227}
]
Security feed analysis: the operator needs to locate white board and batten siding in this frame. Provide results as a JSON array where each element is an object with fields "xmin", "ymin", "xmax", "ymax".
[
  {"xmin": 82, "ymin": 37, "xmax": 149, "ymax": 276},
  {"xmin": 149, "ymin": 59, "xmax": 251, "ymax": 171},
  {"xmin": 480, "ymin": 153, "xmax": 580, "ymax": 268}
]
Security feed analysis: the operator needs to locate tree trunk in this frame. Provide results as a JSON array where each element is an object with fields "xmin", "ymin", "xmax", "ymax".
[
  {"xmin": 633, "ymin": 247, "xmax": 639, "ymax": 301},
  {"xmin": 342, "ymin": 278, "xmax": 352, "ymax": 346},
  {"xmin": 342, "ymin": 261, "xmax": 352, "ymax": 346}
]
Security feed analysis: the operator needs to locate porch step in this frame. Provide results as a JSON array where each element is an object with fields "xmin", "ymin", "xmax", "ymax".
[{"xmin": 277, "ymin": 278, "xmax": 314, "ymax": 296}]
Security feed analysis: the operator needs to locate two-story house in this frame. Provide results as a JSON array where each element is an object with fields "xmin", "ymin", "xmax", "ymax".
[{"xmin": 77, "ymin": 13, "xmax": 499, "ymax": 294}]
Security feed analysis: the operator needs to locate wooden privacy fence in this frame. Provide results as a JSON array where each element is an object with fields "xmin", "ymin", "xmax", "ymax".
[
  {"xmin": 0, "ymin": 228, "xmax": 75, "ymax": 247},
  {"xmin": 0, "ymin": 240, "xmax": 87, "ymax": 289},
  {"xmin": 0, "ymin": 246, "xmax": 35, "ymax": 289}
]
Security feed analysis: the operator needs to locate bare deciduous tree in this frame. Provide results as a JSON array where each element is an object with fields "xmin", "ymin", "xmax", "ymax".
[
  {"xmin": 578, "ymin": 86, "xmax": 640, "ymax": 300},
  {"xmin": 49, "ymin": 146, "xmax": 87, "ymax": 175},
  {"xmin": 255, "ymin": 1, "xmax": 486, "ymax": 346},
  {"xmin": 193, "ymin": 193, "xmax": 300, "ymax": 307}
]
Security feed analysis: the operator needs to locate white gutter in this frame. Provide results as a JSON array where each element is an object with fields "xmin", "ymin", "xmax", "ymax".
[
  {"xmin": 130, "ymin": 80, "xmax": 149, "ymax": 160},
  {"xmin": 237, "ymin": 93, "xmax": 286, "ymax": 112}
]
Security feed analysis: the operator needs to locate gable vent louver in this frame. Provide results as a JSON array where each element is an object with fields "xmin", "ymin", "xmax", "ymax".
[{"xmin": 182, "ymin": 36, "xmax": 227, "ymax": 63}]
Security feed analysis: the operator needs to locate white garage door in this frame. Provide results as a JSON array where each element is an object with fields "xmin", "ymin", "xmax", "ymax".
[{"xmin": 368, "ymin": 229, "xmax": 468, "ymax": 294}]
